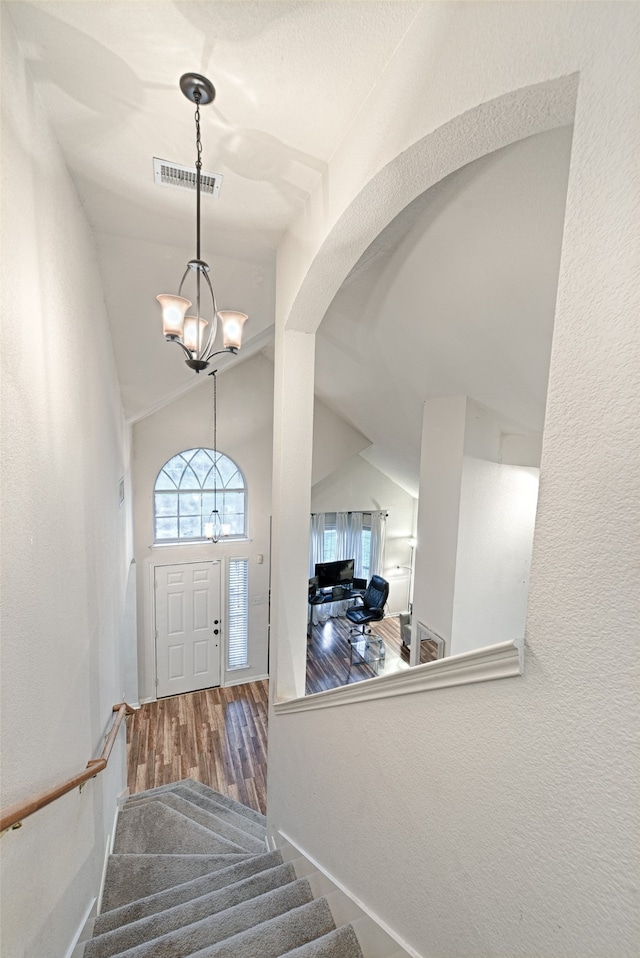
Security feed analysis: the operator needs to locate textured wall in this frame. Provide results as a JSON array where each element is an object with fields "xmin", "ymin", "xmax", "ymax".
[
  {"xmin": 268, "ymin": 4, "xmax": 640, "ymax": 957},
  {"xmin": 0, "ymin": 11, "xmax": 131, "ymax": 958}
]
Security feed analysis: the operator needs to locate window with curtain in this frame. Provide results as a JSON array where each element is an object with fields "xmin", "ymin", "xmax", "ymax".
[
  {"xmin": 323, "ymin": 527, "xmax": 338, "ymax": 562},
  {"xmin": 361, "ymin": 526, "xmax": 372, "ymax": 579},
  {"xmin": 309, "ymin": 511, "xmax": 386, "ymax": 623},
  {"xmin": 311, "ymin": 512, "xmax": 385, "ymax": 580},
  {"xmin": 154, "ymin": 448, "xmax": 246, "ymax": 542}
]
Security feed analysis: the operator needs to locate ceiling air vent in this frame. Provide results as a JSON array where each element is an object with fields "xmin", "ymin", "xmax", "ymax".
[{"xmin": 153, "ymin": 158, "xmax": 222, "ymax": 198}]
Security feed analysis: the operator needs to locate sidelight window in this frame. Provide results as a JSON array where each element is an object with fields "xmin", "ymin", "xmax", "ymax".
[{"xmin": 228, "ymin": 558, "xmax": 249, "ymax": 669}]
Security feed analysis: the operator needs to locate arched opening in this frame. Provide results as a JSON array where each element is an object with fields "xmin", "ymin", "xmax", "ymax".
[{"xmin": 272, "ymin": 77, "xmax": 578, "ymax": 701}]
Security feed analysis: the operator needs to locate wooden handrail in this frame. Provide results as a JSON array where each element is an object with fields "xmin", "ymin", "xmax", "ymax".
[{"xmin": 0, "ymin": 703, "xmax": 135, "ymax": 833}]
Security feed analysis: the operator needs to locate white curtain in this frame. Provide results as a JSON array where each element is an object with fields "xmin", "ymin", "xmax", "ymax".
[
  {"xmin": 309, "ymin": 513, "xmax": 325, "ymax": 576},
  {"xmin": 368, "ymin": 511, "xmax": 386, "ymax": 578},
  {"xmin": 346, "ymin": 512, "xmax": 364, "ymax": 578},
  {"xmin": 335, "ymin": 512, "xmax": 349, "ymax": 560},
  {"xmin": 309, "ymin": 512, "xmax": 339, "ymax": 624}
]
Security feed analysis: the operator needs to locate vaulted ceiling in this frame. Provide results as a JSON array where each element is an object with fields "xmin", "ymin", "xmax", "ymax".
[
  {"xmin": 316, "ymin": 126, "xmax": 573, "ymax": 495},
  {"xmin": 8, "ymin": 2, "xmax": 572, "ymax": 497}
]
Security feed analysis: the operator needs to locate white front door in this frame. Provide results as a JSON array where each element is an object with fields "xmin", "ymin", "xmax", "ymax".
[{"xmin": 155, "ymin": 561, "xmax": 221, "ymax": 698}]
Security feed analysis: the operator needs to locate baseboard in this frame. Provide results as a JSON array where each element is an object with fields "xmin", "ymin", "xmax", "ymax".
[
  {"xmin": 274, "ymin": 829, "xmax": 420, "ymax": 958},
  {"xmin": 224, "ymin": 672, "xmax": 270, "ymax": 688},
  {"xmin": 96, "ymin": 789, "xmax": 127, "ymax": 916},
  {"xmin": 63, "ymin": 897, "xmax": 97, "ymax": 958}
]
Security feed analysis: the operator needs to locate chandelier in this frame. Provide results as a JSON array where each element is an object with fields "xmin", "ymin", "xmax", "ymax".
[{"xmin": 157, "ymin": 73, "xmax": 247, "ymax": 373}]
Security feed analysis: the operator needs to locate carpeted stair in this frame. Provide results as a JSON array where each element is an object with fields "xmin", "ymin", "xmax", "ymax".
[{"xmin": 85, "ymin": 779, "xmax": 363, "ymax": 958}]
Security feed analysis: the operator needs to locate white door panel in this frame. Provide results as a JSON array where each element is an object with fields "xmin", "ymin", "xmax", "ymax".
[{"xmin": 155, "ymin": 561, "xmax": 221, "ymax": 697}]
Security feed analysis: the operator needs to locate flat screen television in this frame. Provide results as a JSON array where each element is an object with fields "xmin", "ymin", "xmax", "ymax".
[{"xmin": 315, "ymin": 558, "xmax": 354, "ymax": 590}]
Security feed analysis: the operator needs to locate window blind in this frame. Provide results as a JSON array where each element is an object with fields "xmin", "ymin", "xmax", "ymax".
[{"xmin": 228, "ymin": 558, "xmax": 249, "ymax": 669}]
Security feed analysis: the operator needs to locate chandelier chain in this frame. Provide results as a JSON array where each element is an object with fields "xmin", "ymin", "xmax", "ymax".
[
  {"xmin": 194, "ymin": 94, "xmax": 203, "ymax": 172},
  {"xmin": 194, "ymin": 90, "xmax": 202, "ymax": 262},
  {"xmin": 212, "ymin": 370, "xmax": 218, "ymax": 516}
]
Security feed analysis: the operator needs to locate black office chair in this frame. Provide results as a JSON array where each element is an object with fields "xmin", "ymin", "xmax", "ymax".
[
  {"xmin": 346, "ymin": 574, "xmax": 389, "ymax": 634},
  {"xmin": 345, "ymin": 575, "xmax": 389, "ymax": 676}
]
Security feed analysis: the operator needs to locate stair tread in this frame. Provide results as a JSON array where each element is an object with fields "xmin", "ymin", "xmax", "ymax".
[
  {"xmin": 93, "ymin": 787, "xmax": 357, "ymax": 958},
  {"xmin": 114, "ymin": 802, "xmax": 248, "ymax": 856},
  {"xmin": 153, "ymin": 783, "xmax": 267, "ymax": 839},
  {"xmin": 123, "ymin": 792, "xmax": 265, "ymax": 852},
  {"xmin": 128, "ymin": 779, "xmax": 266, "ymax": 826},
  {"xmin": 87, "ymin": 879, "xmax": 315, "ymax": 958},
  {"xmin": 281, "ymin": 925, "xmax": 364, "ymax": 957},
  {"xmin": 185, "ymin": 897, "xmax": 336, "ymax": 958},
  {"xmin": 89, "ymin": 863, "xmax": 298, "ymax": 955},
  {"xmin": 97, "ymin": 851, "xmax": 284, "ymax": 931}
]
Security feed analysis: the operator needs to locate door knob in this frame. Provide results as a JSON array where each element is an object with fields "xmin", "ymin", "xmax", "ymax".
[{"xmin": 213, "ymin": 629, "xmax": 219, "ymax": 635}]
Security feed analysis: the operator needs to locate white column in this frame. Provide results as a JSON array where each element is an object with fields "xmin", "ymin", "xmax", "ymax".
[
  {"xmin": 270, "ymin": 323, "xmax": 316, "ymax": 701},
  {"xmin": 411, "ymin": 396, "xmax": 467, "ymax": 665}
]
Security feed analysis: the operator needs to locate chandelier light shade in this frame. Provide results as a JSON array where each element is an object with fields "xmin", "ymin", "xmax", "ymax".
[
  {"xmin": 157, "ymin": 73, "xmax": 248, "ymax": 374},
  {"xmin": 218, "ymin": 310, "xmax": 248, "ymax": 350}
]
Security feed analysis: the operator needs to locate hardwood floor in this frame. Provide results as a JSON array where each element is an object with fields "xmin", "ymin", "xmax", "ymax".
[
  {"xmin": 125, "ymin": 618, "xmax": 431, "ymax": 815},
  {"xmin": 126, "ymin": 679, "xmax": 269, "ymax": 815},
  {"xmin": 306, "ymin": 614, "xmax": 406, "ymax": 695}
]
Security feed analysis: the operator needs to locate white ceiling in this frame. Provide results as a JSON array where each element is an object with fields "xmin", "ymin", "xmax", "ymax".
[
  {"xmin": 7, "ymin": 0, "xmax": 421, "ymax": 417},
  {"xmin": 8, "ymin": 2, "xmax": 572, "ymax": 498},
  {"xmin": 316, "ymin": 126, "xmax": 573, "ymax": 496}
]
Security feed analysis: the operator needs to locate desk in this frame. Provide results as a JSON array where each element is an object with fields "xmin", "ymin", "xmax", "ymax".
[
  {"xmin": 307, "ymin": 586, "xmax": 364, "ymax": 635},
  {"xmin": 308, "ymin": 585, "xmax": 364, "ymax": 607}
]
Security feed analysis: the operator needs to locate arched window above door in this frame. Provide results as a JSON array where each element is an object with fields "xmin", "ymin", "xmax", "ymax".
[{"xmin": 154, "ymin": 448, "xmax": 246, "ymax": 542}]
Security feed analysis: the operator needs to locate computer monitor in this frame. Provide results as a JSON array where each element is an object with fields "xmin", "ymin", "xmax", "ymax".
[{"xmin": 314, "ymin": 558, "xmax": 354, "ymax": 590}]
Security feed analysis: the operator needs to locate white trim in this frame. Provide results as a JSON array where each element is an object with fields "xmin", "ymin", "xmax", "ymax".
[
  {"xmin": 96, "ymin": 796, "xmax": 124, "ymax": 917},
  {"xmin": 275, "ymin": 829, "xmax": 422, "ymax": 958},
  {"xmin": 274, "ymin": 639, "xmax": 522, "ymax": 713},
  {"xmin": 150, "ymin": 537, "xmax": 252, "ymax": 549},
  {"xmin": 64, "ymin": 896, "xmax": 97, "ymax": 958},
  {"xmin": 224, "ymin": 671, "xmax": 270, "ymax": 688},
  {"xmin": 266, "ymin": 833, "xmax": 278, "ymax": 853}
]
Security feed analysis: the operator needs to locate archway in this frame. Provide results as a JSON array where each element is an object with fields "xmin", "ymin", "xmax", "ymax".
[{"xmin": 271, "ymin": 76, "xmax": 578, "ymax": 701}]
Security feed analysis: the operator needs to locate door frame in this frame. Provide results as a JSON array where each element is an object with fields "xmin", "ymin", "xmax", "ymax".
[{"xmin": 149, "ymin": 557, "xmax": 228, "ymax": 701}]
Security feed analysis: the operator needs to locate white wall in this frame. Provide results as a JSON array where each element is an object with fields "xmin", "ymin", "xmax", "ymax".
[
  {"xmin": 451, "ymin": 458, "xmax": 539, "ymax": 656},
  {"xmin": 311, "ymin": 454, "xmax": 416, "ymax": 614},
  {"xmin": 132, "ymin": 353, "xmax": 274, "ymax": 700},
  {"xmin": 311, "ymin": 397, "xmax": 370, "ymax": 487},
  {"xmin": 268, "ymin": 5, "xmax": 640, "ymax": 957},
  {"xmin": 0, "ymin": 12, "xmax": 131, "ymax": 958},
  {"xmin": 413, "ymin": 396, "xmax": 467, "ymax": 642},
  {"xmin": 413, "ymin": 397, "xmax": 540, "ymax": 657}
]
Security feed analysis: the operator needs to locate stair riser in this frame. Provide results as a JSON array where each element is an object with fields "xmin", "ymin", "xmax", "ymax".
[
  {"xmin": 86, "ymin": 879, "xmax": 314, "ymax": 958},
  {"xmin": 91, "ymin": 784, "xmax": 362, "ymax": 958},
  {"xmin": 91, "ymin": 864, "xmax": 299, "ymax": 952},
  {"xmin": 97, "ymin": 852, "xmax": 285, "ymax": 931}
]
